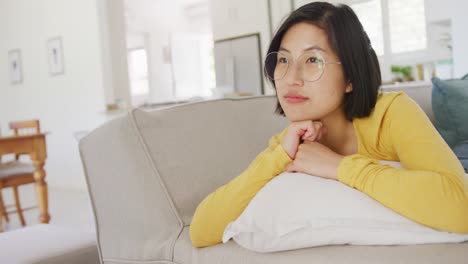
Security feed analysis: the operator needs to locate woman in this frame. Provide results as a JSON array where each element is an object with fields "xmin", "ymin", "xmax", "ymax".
[{"xmin": 190, "ymin": 2, "xmax": 468, "ymax": 248}]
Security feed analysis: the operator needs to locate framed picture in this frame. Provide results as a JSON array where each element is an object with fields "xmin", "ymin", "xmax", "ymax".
[
  {"xmin": 47, "ymin": 37, "xmax": 65, "ymax": 75},
  {"xmin": 8, "ymin": 49, "xmax": 23, "ymax": 84}
]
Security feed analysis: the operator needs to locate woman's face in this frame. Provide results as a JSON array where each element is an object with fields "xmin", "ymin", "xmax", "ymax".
[{"xmin": 275, "ymin": 22, "xmax": 352, "ymax": 122}]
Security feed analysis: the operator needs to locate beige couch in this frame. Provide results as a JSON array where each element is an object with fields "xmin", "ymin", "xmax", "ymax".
[{"xmin": 79, "ymin": 84, "xmax": 468, "ymax": 264}]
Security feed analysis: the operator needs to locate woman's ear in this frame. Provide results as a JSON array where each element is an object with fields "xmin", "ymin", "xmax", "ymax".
[{"xmin": 345, "ymin": 82, "xmax": 353, "ymax": 93}]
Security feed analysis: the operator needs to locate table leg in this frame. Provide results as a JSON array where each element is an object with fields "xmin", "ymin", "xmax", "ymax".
[
  {"xmin": 0, "ymin": 195, "xmax": 3, "ymax": 232},
  {"xmin": 33, "ymin": 161, "xmax": 50, "ymax": 223}
]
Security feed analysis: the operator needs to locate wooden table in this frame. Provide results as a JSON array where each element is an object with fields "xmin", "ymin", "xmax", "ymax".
[{"xmin": 0, "ymin": 133, "xmax": 50, "ymax": 227}]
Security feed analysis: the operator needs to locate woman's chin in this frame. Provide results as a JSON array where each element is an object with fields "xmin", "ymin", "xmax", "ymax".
[{"xmin": 285, "ymin": 113, "xmax": 317, "ymax": 122}]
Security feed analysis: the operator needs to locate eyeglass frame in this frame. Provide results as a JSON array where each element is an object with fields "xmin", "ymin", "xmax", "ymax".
[{"xmin": 264, "ymin": 51, "xmax": 342, "ymax": 82}]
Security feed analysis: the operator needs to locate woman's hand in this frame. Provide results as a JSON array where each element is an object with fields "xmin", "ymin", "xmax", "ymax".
[
  {"xmin": 286, "ymin": 141, "xmax": 344, "ymax": 180},
  {"xmin": 281, "ymin": 120, "xmax": 327, "ymax": 159}
]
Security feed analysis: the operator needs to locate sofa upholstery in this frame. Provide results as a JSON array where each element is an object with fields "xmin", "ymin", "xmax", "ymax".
[{"xmin": 80, "ymin": 83, "xmax": 468, "ymax": 264}]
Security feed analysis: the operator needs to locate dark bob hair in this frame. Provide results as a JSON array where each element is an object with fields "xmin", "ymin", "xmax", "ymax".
[{"xmin": 266, "ymin": 2, "xmax": 381, "ymax": 120}]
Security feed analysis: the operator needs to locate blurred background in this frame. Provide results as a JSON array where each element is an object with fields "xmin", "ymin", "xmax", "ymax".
[{"xmin": 0, "ymin": 0, "xmax": 466, "ymax": 230}]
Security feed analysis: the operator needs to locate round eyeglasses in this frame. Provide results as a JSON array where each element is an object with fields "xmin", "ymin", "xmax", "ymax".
[{"xmin": 264, "ymin": 51, "xmax": 341, "ymax": 82}]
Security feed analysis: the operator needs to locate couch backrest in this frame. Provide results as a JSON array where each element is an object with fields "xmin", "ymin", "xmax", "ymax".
[
  {"xmin": 80, "ymin": 86, "xmax": 433, "ymax": 262},
  {"xmin": 130, "ymin": 85, "xmax": 434, "ymax": 225},
  {"xmin": 381, "ymin": 82, "xmax": 434, "ymax": 123},
  {"xmin": 80, "ymin": 96, "xmax": 288, "ymax": 261},
  {"xmin": 131, "ymin": 96, "xmax": 289, "ymax": 224}
]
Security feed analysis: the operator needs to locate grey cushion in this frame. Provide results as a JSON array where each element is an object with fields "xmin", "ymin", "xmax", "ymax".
[
  {"xmin": 0, "ymin": 161, "xmax": 35, "ymax": 179},
  {"xmin": 131, "ymin": 97, "xmax": 289, "ymax": 224},
  {"xmin": 453, "ymin": 141, "xmax": 468, "ymax": 172},
  {"xmin": 431, "ymin": 76, "xmax": 468, "ymax": 147}
]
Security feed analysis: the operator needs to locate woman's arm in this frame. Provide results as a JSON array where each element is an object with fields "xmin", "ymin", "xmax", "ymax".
[
  {"xmin": 189, "ymin": 128, "xmax": 291, "ymax": 247},
  {"xmin": 338, "ymin": 94, "xmax": 468, "ymax": 233}
]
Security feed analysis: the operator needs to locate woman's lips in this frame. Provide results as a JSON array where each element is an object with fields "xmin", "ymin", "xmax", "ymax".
[{"xmin": 285, "ymin": 95, "xmax": 309, "ymax": 103}]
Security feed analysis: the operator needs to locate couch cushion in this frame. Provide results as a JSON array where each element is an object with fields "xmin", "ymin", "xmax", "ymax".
[
  {"xmin": 453, "ymin": 141, "xmax": 468, "ymax": 172},
  {"xmin": 174, "ymin": 227, "xmax": 468, "ymax": 264},
  {"xmin": 132, "ymin": 96, "xmax": 289, "ymax": 225},
  {"xmin": 432, "ymin": 76, "xmax": 468, "ymax": 147}
]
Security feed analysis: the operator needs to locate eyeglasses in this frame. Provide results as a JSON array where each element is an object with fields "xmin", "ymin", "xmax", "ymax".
[{"xmin": 264, "ymin": 51, "xmax": 341, "ymax": 82}]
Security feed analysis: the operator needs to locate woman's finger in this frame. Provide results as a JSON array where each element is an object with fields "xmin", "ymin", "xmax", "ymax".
[
  {"xmin": 304, "ymin": 122, "xmax": 325, "ymax": 141},
  {"xmin": 300, "ymin": 122, "xmax": 314, "ymax": 140}
]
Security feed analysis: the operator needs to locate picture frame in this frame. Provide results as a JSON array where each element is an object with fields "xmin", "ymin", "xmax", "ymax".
[
  {"xmin": 8, "ymin": 49, "xmax": 23, "ymax": 84},
  {"xmin": 47, "ymin": 36, "xmax": 65, "ymax": 75}
]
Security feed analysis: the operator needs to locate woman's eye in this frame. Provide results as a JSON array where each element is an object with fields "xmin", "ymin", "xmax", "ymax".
[
  {"xmin": 278, "ymin": 57, "xmax": 288, "ymax": 64},
  {"xmin": 306, "ymin": 57, "xmax": 318, "ymax": 63}
]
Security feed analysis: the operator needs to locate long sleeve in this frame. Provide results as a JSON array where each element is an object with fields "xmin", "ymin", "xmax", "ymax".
[
  {"xmin": 190, "ymin": 128, "xmax": 292, "ymax": 247},
  {"xmin": 338, "ymin": 93, "xmax": 468, "ymax": 234}
]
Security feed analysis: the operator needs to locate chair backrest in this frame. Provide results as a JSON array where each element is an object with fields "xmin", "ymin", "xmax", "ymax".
[
  {"xmin": 9, "ymin": 120, "xmax": 41, "ymax": 136},
  {"xmin": 8, "ymin": 119, "xmax": 41, "ymax": 160}
]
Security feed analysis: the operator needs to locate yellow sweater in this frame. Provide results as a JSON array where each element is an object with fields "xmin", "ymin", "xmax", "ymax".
[{"xmin": 190, "ymin": 92, "xmax": 468, "ymax": 248}]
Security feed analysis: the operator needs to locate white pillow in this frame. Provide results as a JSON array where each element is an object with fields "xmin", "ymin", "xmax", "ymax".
[{"xmin": 222, "ymin": 161, "xmax": 468, "ymax": 252}]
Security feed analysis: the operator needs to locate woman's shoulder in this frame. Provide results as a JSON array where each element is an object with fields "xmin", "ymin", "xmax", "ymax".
[
  {"xmin": 353, "ymin": 91, "xmax": 417, "ymax": 134},
  {"xmin": 360, "ymin": 91, "xmax": 414, "ymax": 122},
  {"xmin": 376, "ymin": 91, "xmax": 411, "ymax": 110},
  {"xmin": 352, "ymin": 92, "xmax": 428, "ymax": 155},
  {"xmin": 376, "ymin": 91, "xmax": 423, "ymax": 118}
]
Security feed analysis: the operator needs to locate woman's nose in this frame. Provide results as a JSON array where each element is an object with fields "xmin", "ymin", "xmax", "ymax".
[{"xmin": 285, "ymin": 63, "xmax": 304, "ymax": 87}]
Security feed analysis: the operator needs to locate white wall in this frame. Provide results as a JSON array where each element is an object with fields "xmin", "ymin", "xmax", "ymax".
[
  {"xmin": 451, "ymin": 1, "xmax": 468, "ymax": 77},
  {"xmin": 425, "ymin": 0, "xmax": 453, "ymax": 23},
  {"xmin": 0, "ymin": 0, "xmax": 108, "ymax": 190},
  {"xmin": 98, "ymin": 0, "xmax": 131, "ymax": 107}
]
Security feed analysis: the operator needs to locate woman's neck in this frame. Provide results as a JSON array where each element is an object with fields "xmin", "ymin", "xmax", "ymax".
[{"xmin": 318, "ymin": 110, "xmax": 357, "ymax": 156}]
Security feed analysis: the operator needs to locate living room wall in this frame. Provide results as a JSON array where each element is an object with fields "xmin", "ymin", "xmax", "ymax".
[
  {"xmin": 451, "ymin": 1, "xmax": 468, "ymax": 77},
  {"xmin": 0, "ymin": 0, "xmax": 109, "ymax": 190}
]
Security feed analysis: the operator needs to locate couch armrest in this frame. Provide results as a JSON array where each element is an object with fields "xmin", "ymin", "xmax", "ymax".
[{"xmin": 79, "ymin": 112, "xmax": 183, "ymax": 263}]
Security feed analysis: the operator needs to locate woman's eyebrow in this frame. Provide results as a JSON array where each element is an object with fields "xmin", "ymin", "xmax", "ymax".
[
  {"xmin": 278, "ymin": 45, "xmax": 327, "ymax": 53},
  {"xmin": 304, "ymin": 45, "xmax": 327, "ymax": 52}
]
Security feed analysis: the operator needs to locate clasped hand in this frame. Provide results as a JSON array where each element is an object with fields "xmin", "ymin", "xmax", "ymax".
[{"xmin": 281, "ymin": 120, "xmax": 343, "ymax": 180}]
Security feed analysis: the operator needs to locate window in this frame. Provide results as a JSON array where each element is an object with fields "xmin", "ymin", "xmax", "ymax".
[
  {"xmin": 321, "ymin": 0, "xmax": 427, "ymax": 55},
  {"xmin": 293, "ymin": 0, "xmax": 429, "ymax": 81},
  {"xmin": 128, "ymin": 48, "xmax": 150, "ymax": 96},
  {"xmin": 388, "ymin": 0, "xmax": 427, "ymax": 53},
  {"xmin": 350, "ymin": 0, "xmax": 384, "ymax": 56}
]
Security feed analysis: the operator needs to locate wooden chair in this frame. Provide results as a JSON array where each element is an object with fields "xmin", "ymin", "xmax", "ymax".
[{"xmin": 0, "ymin": 120, "xmax": 41, "ymax": 228}]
